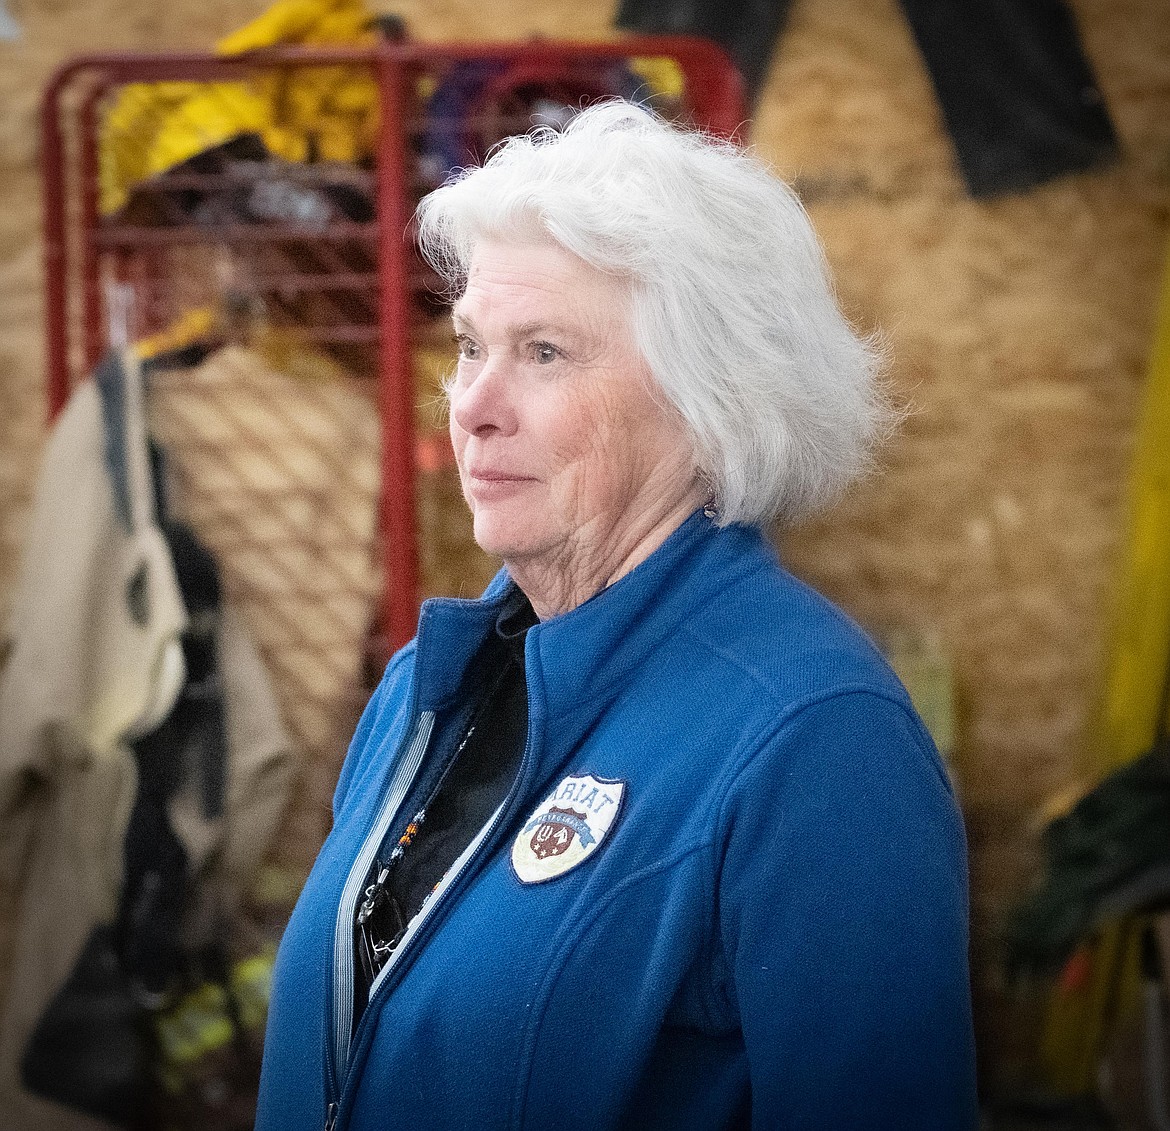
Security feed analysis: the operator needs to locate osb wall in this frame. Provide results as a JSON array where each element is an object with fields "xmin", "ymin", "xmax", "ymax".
[
  {"xmin": 762, "ymin": 0, "xmax": 1170, "ymax": 1085},
  {"xmin": 1, "ymin": 0, "xmax": 1168, "ymax": 1090}
]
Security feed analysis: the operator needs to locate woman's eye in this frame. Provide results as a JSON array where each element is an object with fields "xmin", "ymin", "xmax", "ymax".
[
  {"xmin": 532, "ymin": 342, "xmax": 560, "ymax": 365},
  {"xmin": 455, "ymin": 335, "xmax": 480, "ymax": 361}
]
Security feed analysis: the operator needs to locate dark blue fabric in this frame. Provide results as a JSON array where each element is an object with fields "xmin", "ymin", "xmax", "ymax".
[{"xmin": 257, "ymin": 512, "xmax": 977, "ymax": 1130}]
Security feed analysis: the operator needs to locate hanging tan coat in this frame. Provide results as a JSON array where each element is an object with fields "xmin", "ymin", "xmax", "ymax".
[{"xmin": 0, "ymin": 358, "xmax": 296, "ymax": 1131}]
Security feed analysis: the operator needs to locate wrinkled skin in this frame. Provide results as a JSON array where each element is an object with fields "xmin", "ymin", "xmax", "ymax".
[{"xmin": 449, "ymin": 239, "xmax": 705, "ymax": 620}]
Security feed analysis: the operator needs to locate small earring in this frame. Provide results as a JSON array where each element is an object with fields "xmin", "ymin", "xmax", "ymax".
[{"xmin": 698, "ymin": 471, "xmax": 718, "ymax": 519}]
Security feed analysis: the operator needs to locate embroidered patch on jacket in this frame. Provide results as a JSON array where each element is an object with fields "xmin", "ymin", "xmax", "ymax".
[{"xmin": 511, "ymin": 774, "xmax": 625, "ymax": 884}]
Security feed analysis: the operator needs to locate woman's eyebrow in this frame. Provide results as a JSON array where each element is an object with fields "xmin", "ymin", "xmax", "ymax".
[
  {"xmin": 511, "ymin": 320, "xmax": 574, "ymax": 341},
  {"xmin": 450, "ymin": 312, "xmax": 578, "ymax": 343}
]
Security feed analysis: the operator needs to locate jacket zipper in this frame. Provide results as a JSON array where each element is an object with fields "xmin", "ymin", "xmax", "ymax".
[
  {"xmin": 324, "ymin": 711, "xmax": 435, "ymax": 1129},
  {"xmin": 333, "ymin": 719, "xmax": 541, "ymax": 1129},
  {"xmin": 365, "ymin": 794, "xmax": 508, "ymax": 1000},
  {"xmin": 357, "ymin": 719, "xmax": 538, "ymax": 1019}
]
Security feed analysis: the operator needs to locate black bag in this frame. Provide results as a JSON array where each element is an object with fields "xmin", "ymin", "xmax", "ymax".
[{"xmin": 20, "ymin": 924, "xmax": 151, "ymax": 1126}]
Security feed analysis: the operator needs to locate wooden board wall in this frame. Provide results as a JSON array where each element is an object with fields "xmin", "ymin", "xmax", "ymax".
[{"xmin": 1, "ymin": 0, "xmax": 1167, "ymax": 1088}]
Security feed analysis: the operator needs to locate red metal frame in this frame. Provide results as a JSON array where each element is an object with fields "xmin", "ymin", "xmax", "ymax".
[{"xmin": 41, "ymin": 38, "xmax": 747, "ymax": 653}]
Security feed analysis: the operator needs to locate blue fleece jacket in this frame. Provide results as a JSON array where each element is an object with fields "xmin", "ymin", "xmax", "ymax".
[{"xmin": 256, "ymin": 512, "xmax": 977, "ymax": 1131}]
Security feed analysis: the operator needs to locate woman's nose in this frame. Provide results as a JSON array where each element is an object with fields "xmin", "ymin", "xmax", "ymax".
[{"xmin": 449, "ymin": 359, "xmax": 518, "ymax": 438}]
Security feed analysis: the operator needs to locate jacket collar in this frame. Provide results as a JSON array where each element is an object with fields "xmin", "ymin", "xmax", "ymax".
[{"xmin": 411, "ymin": 511, "xmax": 774, "ymax": 725}]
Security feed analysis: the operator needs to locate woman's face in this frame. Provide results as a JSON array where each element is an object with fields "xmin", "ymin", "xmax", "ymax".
[{"xmin": 448, "ymin": 239, "xmax": 698, "ymax": 589}]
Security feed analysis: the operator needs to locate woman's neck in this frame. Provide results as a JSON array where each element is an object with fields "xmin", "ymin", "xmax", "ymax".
[{"xmin": 505, "ymin": 488, "xmax": 707, "ymax": 621}]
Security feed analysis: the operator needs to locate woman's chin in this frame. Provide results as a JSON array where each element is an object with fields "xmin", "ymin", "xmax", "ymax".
[{"xmin": 471, "ymin": 510, "xmax": 547, "ymax": 562}]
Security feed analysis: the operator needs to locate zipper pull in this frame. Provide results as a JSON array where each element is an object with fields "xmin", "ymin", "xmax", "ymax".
[{"xmin": 325, "ymin": 1101, "xmax": 339, "ymax": 1131}]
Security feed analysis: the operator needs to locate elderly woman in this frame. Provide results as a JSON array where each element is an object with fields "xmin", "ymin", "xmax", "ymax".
[{"xmin": 256, "ymin": 102, "xmax": 976, "ymax": 1130}]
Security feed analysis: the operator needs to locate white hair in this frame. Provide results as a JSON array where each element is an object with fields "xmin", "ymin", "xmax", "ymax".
[{"xmin": 416, "ymin": 100, "xmax": 891, "ymax": 526}]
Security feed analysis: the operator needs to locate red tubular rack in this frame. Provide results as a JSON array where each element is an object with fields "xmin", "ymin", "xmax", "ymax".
[{"xmin": 41, "ymin": 38, "xmax": 747, "ymax": 655}]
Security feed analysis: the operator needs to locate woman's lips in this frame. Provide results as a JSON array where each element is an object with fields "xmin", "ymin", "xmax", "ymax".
[
  {"xmin": 465, "ymin": 467, "xmax": 537, "ymax": 498},
  {"xmin": 467, "ymin": 468, "xmax": 533, "ymax": 482}
]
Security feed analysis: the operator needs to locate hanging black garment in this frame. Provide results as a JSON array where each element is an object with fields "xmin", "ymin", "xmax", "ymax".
[
  {"xmin": 118, "ymin": 517, "xmax": 227, "ymax": 994},
  {"xmin": 615, "ymin": 0, "xmax": 1118, "ymax": 197},
  {"xmin": 899, "ymin": 0, "xmax": 1118, "ymax": 196}
]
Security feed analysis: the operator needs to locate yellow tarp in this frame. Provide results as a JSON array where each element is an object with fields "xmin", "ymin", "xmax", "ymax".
[{"xmin": 99, "ymin": 0, "xmax": 377, "ymax": 215}]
